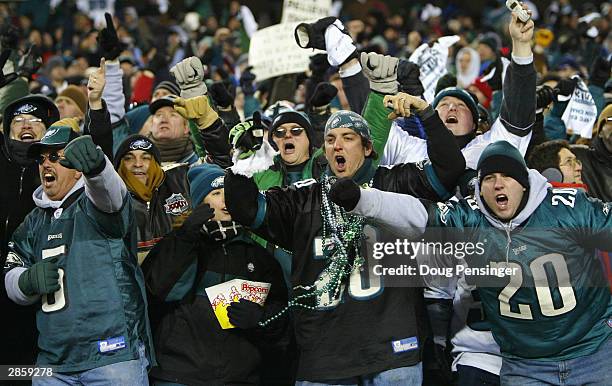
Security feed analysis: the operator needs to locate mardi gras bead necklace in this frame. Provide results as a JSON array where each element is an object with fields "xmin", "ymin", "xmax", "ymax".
[{"xmin": 258, "ymin": 176, "xmax": 366, "ymax": 327}]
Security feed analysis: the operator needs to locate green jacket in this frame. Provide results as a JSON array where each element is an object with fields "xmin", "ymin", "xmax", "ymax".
[{"xmin": 253, "ymin": 92, "xmax": 393, "ymax": 190}]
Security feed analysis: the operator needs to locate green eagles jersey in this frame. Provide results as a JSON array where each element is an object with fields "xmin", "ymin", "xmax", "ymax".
[
  {"xmin": 4, "ymin": 192, "xmax": 154, "ymax": 372},
  {"xmin": 429, "ymin": 188, "xmax": 612, "ymax": 360}
]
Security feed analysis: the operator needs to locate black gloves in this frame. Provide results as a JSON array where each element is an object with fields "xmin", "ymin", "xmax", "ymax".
[
  {"xmin": 589, "ymin": 56, "xmax": 611, "ymax": 89},
  {"xmin": 179, "ymin": 204, "xmax": 215, "ymax": 240},
  {"xmin": 229, "ymin": 112, "xmax": 265, "ymax": 159},
  {"xmin": 309, "ymin": 82, "xmax": 338, "ymax": 108},
  {"xmin": 397, "ymin": 60, "xmax": 425, "ymax": 96},
  {"xmin": 227, "ymin": 298, "xmax": 264, "ymax": 329},
  {"xmin": 239, "ymin": 66, "xmax": 256, "ymax": 96},
  {"xmin": 208, "ymin": 81, "xmax": 235, "ymax": 108},
  {"xmin": 536, "ymin": 85, "xmax": 555, "ymax": 110},
  {"xmin": 59, "ymin": 136, "xmax": 106, "ymax": 177},
  {"xmin": 0, "ymin": 49, "xmax": 17, "ymax": 88},
  {"xmin": 309, "ymin": 53, "xmax": 330, "ymax": 77},
  {"xmin": 329, "ymin": 177, "xmax": 361, "ymax": 212},
  {"xmin": 97, "ymin": 13, "xmax": 123, "ymax": 61},
  {"xmin": 18, "ymin": 44, "xmax": 42, "ymax": 79},
  {"xmin": 295, "ymin": 16, "xmax": 337, "ymax": 50},
  {"xmin": 554, "ymin": 78, "xmax": 578, "ymax": 102}
]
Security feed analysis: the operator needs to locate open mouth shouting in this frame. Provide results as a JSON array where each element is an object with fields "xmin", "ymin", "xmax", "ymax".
[
  {"xmin": 42, "ymin": 169, "xmax": 57, "ymax": 188},
  {"xmin": 445, "ymin": 115, "xmax": 459, "ymax": 124},
  {"xmin": 494, "ymin": 194, "xmax": 509, "ymax": 210},
  {"xmin": 282, "ymin": 141, "xmax": 295, "ymax": 154},
  {"xmin": 335, "ymin": 155, "xmax": 347, "ymax": 172}
]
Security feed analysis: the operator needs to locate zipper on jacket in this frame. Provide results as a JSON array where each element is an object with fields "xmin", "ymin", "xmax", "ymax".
[
  {"xmin": 18, "ymin": 167, "xmax": 25, "ymax": 196},
  {"xmin": 504, "ymin": 224, "xmax": 512, "ymax": 263},
  {"xmin": 147, "ymin": 188, "xmax": 160, "ymax": 214}
]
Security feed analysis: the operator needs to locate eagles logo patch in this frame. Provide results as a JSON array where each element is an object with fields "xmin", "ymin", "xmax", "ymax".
[
  {"xmin": 164, "ymin": 193, "xmax": 189, "ymax": 215},
  {"xmin": 211, "ymin": 176, "xmax": 224, "ymax": 189},
  {"xmin": 4, "ymin": 252, "xmax": 24, "ymax": 269},
  {"xmin": 129, "ymin": 138, "xmax": 153, "ymax": 150},
  {"xmin": 42, "ymin": 128, "xmax": 59, "ymax": 140},
  {"xmin": 437, "ymin": 202, "xmax": 451, "ymax": 225},
  {"xmin": 15, "ymin": 103, "xmax": 37, "ymax": 115}
]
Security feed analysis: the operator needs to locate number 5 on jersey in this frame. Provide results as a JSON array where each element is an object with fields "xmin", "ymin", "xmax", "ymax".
[{"xmin": 41, "ymin": 246, "xmax": 67, "ymax": 313}]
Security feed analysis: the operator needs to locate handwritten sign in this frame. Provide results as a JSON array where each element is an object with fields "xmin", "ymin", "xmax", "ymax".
[
  {"xmin": 249, "ymin": 22, "xmax": 324, "ymax": 81},
  {"xmin": 282, "ymin": 0, "xmax": 331, "ymax": 23}
]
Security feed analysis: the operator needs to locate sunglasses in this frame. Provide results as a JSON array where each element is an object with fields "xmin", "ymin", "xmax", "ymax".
[
  {"xmin": 273, "ymin": 127, "xmax": 304, "ymax": 138},
  {"xmin": 36, "ymin": 152, "xmax": 64, "ymax": 165}
]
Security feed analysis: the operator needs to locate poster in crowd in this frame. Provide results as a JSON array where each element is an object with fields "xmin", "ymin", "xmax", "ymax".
[
  {"xmin": 561, "ymin": 76, "xmax": 597, "ymax": 139},
  {"xmin": 281, "ymin": 0, "xmax": 331, "ymax": 23},
  {"xmin": 408, "ymin": 35, "xmax": 460, "ymax": 103},
  {"xmin": 249, "ymin": 0, "xmax": 330, "ymax": 80}
]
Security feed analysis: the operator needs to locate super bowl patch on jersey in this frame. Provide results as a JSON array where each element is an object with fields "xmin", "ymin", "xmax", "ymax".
[{"xmin": 164, "ymin": 193, "xmax": 189, "ymax": 215}]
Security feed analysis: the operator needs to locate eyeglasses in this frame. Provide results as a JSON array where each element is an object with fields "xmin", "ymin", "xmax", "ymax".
[
  {"xmin": 12, "ymin": 117, "xmax": 44, "ymax": 126},
  {"xmin": 559, "ymin": 158, "xmax": 582, "ymax": 168},
  {"xmin": 273, "ymin": 127, "xmax": 304, "ymax": 138},
  {"xmin": 36, "ymin": 152, "xmax": 64, "ymax": 165}
]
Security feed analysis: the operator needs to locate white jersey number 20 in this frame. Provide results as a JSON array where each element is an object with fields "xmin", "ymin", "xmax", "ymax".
[{"xmin": 491, "ymin": 253, "xmax": 577, "ymax": 320}]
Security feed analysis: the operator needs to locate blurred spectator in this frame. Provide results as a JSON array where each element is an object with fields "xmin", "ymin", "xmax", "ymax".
[
  {"xmin": 455, "ymin": 47, "xmax": 480, "ymax": 88},
  {"xmin": 55, "ymin": 85, "xmax": 87, "ymax": 123}
]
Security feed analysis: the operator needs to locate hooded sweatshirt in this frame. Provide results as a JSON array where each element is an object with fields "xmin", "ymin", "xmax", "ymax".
[
  {"xmin": 4, "ymin": 158, "xmax": 155, "ymax": 372},
  {"xmin": 351, "ymin": 170, "xmax": 612, "ymax": 361}
]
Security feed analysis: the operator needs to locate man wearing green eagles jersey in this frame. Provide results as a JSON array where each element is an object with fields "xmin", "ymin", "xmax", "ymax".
[
  {"xmin": 3, "ymin": 123, "xmax": 153, "ymax": 385},
  {"xmin": 330, "ymin": 140, "xmax": 612, "ymax": 386}
]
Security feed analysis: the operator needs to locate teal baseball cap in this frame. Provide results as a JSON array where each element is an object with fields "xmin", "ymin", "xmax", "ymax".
[{"xmin": 27, "ymin": 123, "xmax": 80, "ymax": 160}]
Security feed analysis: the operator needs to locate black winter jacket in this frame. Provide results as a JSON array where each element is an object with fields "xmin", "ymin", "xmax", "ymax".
[
  {"xmin": 572, "ymin": 136, "xmax": 612, "ymax": 202},
  {"xmin": 142, "ymin": 231, "xmax": 288, "ymax": 386},
  {"xmin": 130, "ymin": 163, "xmax": 191, "ymax": 263}
]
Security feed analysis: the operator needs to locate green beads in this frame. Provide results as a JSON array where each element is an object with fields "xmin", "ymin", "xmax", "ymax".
[{"xmin": 258, "ymin": 176, "xmax": 368, "ymax": 327}]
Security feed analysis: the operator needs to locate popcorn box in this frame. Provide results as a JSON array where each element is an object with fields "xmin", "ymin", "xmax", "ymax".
[{"xmin": 205, "ymin": 279, "xmax": 271, "ymax": 329}]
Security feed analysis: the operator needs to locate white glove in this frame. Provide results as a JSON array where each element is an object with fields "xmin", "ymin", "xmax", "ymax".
[
  {"xmin": 360, "ymin": 52, "xmax": 399, "ymax": 94},
  {"xmin": 325, "ymin": 20, "xmax": 356, "ymax": 67},
  {"xmin": 170, "ymin": 56, "xmax": 208, "ymax": 99}
]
